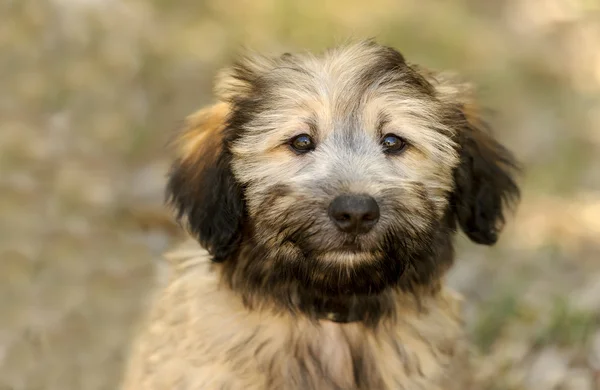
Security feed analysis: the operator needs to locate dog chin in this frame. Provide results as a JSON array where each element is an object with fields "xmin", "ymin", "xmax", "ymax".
[{"xmin": 316, "ymin": 250, "xmax": 382, "ymax": 264}]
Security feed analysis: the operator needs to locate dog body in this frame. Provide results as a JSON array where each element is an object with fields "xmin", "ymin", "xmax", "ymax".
[
  {"xmin": 121, "ymin": 40, "xmax": 519, "ymax": 390},
  {"xmin": 121, "ymin": 244, "xmax": 470, "ymax": 390}
]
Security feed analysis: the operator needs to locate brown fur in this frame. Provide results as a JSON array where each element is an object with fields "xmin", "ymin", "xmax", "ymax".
[
  {"xmin": 121, "ymin": 40, "xmax": 519, "ymax": 390},
  {"xmin": 121, "ymin": 245, "xmax": 472, "ymax": 390}
]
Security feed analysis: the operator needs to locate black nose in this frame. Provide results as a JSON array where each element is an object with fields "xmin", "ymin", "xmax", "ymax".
[{"xmin": 328, "ymin": 194, "xmax": 380, "ymax": 234}]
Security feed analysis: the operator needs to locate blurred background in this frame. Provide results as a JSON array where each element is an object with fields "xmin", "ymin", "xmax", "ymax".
[{"xmin": 1, "ymin": 0, "xmax": 599, "ymax": 389}]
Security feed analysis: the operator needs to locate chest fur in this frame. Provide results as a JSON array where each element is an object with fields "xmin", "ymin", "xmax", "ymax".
[
  {"xmin": 245, "ymin": 318, "xmax": 466, "ymax": 390},
  {"xmin": 122, "ymin": 258, "xmax": 470, "ymax": 390}
]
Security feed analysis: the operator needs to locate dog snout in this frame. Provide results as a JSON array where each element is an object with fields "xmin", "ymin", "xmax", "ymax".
[{"xmin": 328, "ymin": 194, "xmax": 380, "ymax": 234}]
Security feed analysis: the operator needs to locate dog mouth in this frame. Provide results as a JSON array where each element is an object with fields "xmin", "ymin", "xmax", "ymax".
[
  {"xmin": 282, "ymin": 224, "xmax": 385, "ymax": 258},
  {"xmin": 289, "ymin": 230, "xmax": 387, "ymax": 254},
  {"xmin": 317, "ymin": 238, "xmax": 381, "ymax": 259},
  {"xmin": 303, "ymin": 237, "xmax": 366, "ymax": 255}
]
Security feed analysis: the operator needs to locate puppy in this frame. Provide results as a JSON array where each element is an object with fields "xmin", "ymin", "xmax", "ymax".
[{"xmin": 121, "ymin": 40, "xmax": 520, "ymax": 390}]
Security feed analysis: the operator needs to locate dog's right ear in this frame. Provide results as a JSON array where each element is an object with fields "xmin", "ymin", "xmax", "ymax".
[
  {"xmin": 214, "ymin": 51, "xmax": 291, "ymax": 102},
  {"xmin": 165, "ymin": 102, "xmax": 245, "ymax": 262}
]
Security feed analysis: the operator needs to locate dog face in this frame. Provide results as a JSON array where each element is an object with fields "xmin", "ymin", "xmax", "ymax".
[{"xmin": 167, "ymin": 41, "xmax": 519, "ymax": 298}]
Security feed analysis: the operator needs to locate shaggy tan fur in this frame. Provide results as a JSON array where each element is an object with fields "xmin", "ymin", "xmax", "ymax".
[
  {"xmin": 120, "ymin": 40, "xmax": 519, "ymax": 390},
  {"xmin": 121, "ymin": 243, "xmax": 472, "ymax": 390}
]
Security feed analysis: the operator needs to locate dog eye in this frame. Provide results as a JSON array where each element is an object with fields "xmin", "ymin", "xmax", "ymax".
[
  {"xmin": 381, "ymin": 134, "xmax": 407, "ymax": 154},
  {"xmin": 289, "ymin": 134, "xmax": 315, "ymax": 153}
]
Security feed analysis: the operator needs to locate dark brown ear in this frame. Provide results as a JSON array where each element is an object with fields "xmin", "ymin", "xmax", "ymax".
[
  {"xmin": 165, "ymin": 103, "xmax": 245, "ymax": 261},
  {"xmin": 417, "ymin": 67, "xmax": 521, "ymax": 245},
  {"xmin": 451, "ymin": 103, "xmax": 521, "ymax": 245}
]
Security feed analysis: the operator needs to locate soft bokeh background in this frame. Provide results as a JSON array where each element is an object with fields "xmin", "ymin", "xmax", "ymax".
[{"xmin": 1, "ymin": 0, "xmax": 600, "ymax": 389}]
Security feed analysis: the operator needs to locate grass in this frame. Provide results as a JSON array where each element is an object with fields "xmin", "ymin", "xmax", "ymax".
[
  {"xmin": 473, "ymin": 291, "xmax": 522, "ymax": 353},
  {"xmin": 534, "ymin": 297, "xmax": 597, "ymax": 348}
]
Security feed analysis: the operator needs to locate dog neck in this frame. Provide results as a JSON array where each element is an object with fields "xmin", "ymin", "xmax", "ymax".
[
  {"xmin": 218, "ymin": 251, "xmax": 450, "ymax": 327},
  {"xmin": 297, "ymin": 289, "xmax": 399, "ymax": 325},
  {"xmin": 302, "ymin": 283, "xmax": 443, "ymax": 324},
  {"xmin": 312, "ymin": 296, "xmax": 372, "ymax": 324}
]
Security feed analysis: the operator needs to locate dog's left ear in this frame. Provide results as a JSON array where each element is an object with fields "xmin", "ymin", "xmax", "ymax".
[
  {"xmin": 418, "ymin": 68, "xmax": 520, "ymax": 245},
  {"xmin": 165, "ymin": 102, "xmax": 245, "ymax": 261},
  {"xmin": 450, "ymin": 101, "xmax": 521, "ymax": 245}
]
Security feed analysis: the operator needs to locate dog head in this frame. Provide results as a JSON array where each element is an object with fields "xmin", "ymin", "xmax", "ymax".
[{"xmin": 166, "ymin": 40, "xmax": 520, "ymax": 299}]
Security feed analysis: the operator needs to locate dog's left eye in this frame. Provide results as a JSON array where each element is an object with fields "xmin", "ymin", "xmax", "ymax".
[
  {"xmin": 381, "ymin": 134, "xmax": 408, "ymax": 154},
  {"xmin": 289, "ymin": 134, "xmax": 316, "ymax": 153}
]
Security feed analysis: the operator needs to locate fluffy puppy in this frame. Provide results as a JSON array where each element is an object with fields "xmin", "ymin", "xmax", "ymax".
[{"xmin": 121, "ymin": 40, "xmax": 520, "ymax": 390}]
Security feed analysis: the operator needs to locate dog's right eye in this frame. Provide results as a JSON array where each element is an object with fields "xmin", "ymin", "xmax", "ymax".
[
  {"xmin": 381, "ymin": 134, "xmax": 408, "ymax": 154},
  {"xmin": 289, "ymin": 134, "xmax": 316, "ymax": 154}
]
